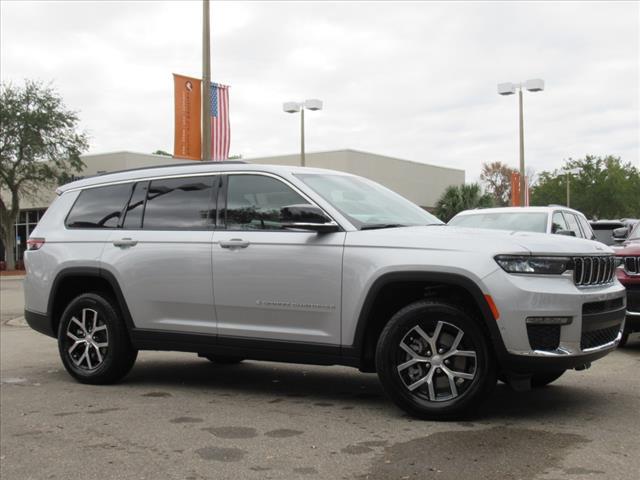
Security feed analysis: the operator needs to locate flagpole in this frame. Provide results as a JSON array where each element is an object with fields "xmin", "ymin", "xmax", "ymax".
[{"xmin": 202, "ymin": 0, "xmax": 211, "ymax": 161}]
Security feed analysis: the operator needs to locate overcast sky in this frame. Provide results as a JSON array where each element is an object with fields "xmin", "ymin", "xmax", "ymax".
[{"xmin": 1, "ymin": 1, "xmax": 638, "ymax": 181}]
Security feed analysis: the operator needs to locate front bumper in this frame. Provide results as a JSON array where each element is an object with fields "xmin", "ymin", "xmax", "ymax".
[{"xmin": 482, "ymin": 268, "xmax": 626, "ymax": 373}]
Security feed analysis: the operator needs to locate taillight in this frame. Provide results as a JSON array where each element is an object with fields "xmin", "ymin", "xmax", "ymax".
[{"xmin": 26, "ymin": 238, "xmax": 45, "ymax": 251}]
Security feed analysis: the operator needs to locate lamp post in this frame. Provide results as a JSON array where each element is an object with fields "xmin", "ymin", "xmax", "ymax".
[
  {"xmin": 564, "ymin": 168, "xmax": 580, "ymax": 207},
  {"xmin": 497, "ymin": 79, "xmax": 545, "ymax": 206},
  {"xmin": 283, "ymin": 99, "xmax": 323, "ymax": 167}
]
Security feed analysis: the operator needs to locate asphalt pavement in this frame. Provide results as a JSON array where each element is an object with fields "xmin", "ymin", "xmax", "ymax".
[{"xmin": 1, "ymin": 275, "xmax": 639, "ymax": 480}]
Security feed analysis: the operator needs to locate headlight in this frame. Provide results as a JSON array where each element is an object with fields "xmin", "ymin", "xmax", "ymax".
[{"xmin": 494, "ymin": 255, "xmax": 571, "ymax": 274}]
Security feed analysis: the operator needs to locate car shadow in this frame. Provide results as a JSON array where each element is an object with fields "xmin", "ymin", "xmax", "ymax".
[{"xmin": 114, "ymin": 354, "xmax": 625, "ymax": 422}]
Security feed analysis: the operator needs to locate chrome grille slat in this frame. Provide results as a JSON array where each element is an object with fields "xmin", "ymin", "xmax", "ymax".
[
  {"xmin": 572, "ymin": 255, "xmax": 616, "ymax": 286},
  {"xmin": 624, "ymin": 256, "xmax": 639, "ymax": 276}
]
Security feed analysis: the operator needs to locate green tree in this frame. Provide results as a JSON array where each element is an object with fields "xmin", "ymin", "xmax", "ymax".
[
  {"xmin": 152, "ymin": 150, "xmax": 172, "ymax": 157},
  {"xmin": 435, "ymin": 183, "xmax": 494, "ymax": 222},
  {"xmin": 0, "ymin": 80, "xmax": 88, "ymax": 269},
  {"xmin": 530, "ymin": 155, "xmax": 640, "ymax": 219},
  {"xmin": 480, "ymin": 161, "xmax": 516, "ymax": 206}
]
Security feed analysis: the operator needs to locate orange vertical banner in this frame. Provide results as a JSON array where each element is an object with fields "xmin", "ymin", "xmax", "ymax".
[
  {"xmin": 511, "ymin": 172, "xmax": 521, "ymax": 206},
  {"xmin": 173, "ymin": 74, "xmax": 202, "ymax": 160}
]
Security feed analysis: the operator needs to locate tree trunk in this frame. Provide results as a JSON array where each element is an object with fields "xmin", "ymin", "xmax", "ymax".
[{"xmin": 1, "ymin": 227, "xmax": 16, "ymax": 270}]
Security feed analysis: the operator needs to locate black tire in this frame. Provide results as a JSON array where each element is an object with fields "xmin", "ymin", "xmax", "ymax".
[
  {"xmin": 531, "ymin": 370, "xmax": 565, "ymax": 388},
  {"xmin": 201, "ymin": 354, "xmax": 244, "ymax": 365},
  {"xmin": 57, "ymin": 292, "xmax": 137, "ymax": 384},
  {"xmin": 376, "ymin": 300, "xmax": 496, "ymax": 420},
  {"xmin": 618, "ymin": 329, "xmax": 630, "ymax": 348}
]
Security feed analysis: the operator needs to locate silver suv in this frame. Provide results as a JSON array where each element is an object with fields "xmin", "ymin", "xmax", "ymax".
[{"xmin": 24, "ymin": 162, "xmax": 627, "ymax": 419}]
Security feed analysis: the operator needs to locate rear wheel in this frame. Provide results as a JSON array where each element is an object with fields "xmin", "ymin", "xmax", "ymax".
[
  {"xmin": 376, "ymin": 300, "xmax": 496, "ymax": 420},
  {"xmin": 531, "ymin": 370, "xmax": 565, "ymax": 387},
  {"xmin": 58, "ymin": 293, "xmax": 137, "ymax": 384}
]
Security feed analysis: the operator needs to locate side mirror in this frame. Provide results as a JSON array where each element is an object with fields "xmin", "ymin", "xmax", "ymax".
[
  {"xmin": 280, "ymin": 204, "xmax": 339, "ymax": 233},
  {"xmin": 555, "ymin": 229, "xmax": 576, "ymax": 237},
  {"xmin": 612, "ymin": 227, "xmax": 628, "ymax": 240}
]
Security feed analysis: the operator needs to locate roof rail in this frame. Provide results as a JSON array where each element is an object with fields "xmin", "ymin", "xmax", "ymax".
[{"xmin": 97, "ymin": 160, "xmax": 248, "ymax": 177}]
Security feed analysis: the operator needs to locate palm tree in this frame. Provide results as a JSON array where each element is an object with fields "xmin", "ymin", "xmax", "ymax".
[{"xmin": 435, "ymin": 183, "xmax": 493, "ymax": 222}]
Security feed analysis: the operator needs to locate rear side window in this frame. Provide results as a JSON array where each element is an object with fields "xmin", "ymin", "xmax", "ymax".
[
  {"xmin": 66, "ymin": 184, "xmax": 132, "ymax": 229},
  {"xmin": 143, "ymin": 176, "xmax": 216, "ymax": 230}
]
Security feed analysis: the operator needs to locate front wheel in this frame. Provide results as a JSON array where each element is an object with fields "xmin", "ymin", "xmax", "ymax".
[
  {"xmin": 376, "ymin": 300, "xmax": 496, "ymax": 420},
  {"xmin": 58, "ymin": 293, "xmax": 137, "ymax": 384}
]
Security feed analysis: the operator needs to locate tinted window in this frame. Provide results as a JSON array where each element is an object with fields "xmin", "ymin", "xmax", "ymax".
[
  {"xmin": 577, "ymin": 216, "xmax": 595, "ymax": 240},
  {"xmin": 563, "ymin": 213, "xmax": 583, "ymax": 238},
  {"xmin": 225, "ymin": 175, "xmax": 308, "ymax": 230},
  {"xmin": 122, "ymin": 181, "xmax": 148, "ymax": 229},
  {"xmin": 66, "ymin": 184, "xmax": 132, "ymax": 229},
  {"xmin": 143, "ymin": 176, "xmax": 215, "ymax": 229},
  {"xmin": 448, "ymin": 212, "xmax": 547, "ymax": 233},
  {"xmin": 551, "ymin": 212, "xmax": 568, "ymax": 233}
]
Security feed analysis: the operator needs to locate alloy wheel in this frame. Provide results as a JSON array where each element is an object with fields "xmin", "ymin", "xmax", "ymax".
[
  {"xmin": 396, "ymin": 320, "xmax": 477, "ymax": 402},
  {"xmin": 65, "ymin": 308, "xmax": 109, "ymax": 371}
]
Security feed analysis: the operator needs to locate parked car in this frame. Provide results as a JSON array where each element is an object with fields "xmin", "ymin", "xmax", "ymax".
[
  {"xmin": 589, "ymin": 220, "xmax": 626, "ymax": 246},
  {"xmin": 448, "ymin": 206, "xmax": 596, "ymax": 240},
  {"xmin": 615, "ymin": 222, "xmax": 640, "ymax": 346},
  {"xmin": 24, "ymin": 162, "xmax": 626, "ymax": 419}
]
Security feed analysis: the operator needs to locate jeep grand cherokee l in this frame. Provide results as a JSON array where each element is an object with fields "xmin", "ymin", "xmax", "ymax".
[{"xmin": 23, "ymin": 162, "xmax": 627, "ymax": 419}]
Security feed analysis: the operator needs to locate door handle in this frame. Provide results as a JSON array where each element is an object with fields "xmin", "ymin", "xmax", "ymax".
[
  {"xmin": 113, "ymin": 238, "xmax": 138, "ymax": 248},
  {"xmin": 219, "ymin": 238, "xmax": 250, "ymax": 249}
]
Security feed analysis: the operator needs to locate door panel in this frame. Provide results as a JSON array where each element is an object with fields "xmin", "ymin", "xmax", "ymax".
[
  {"xmin": 212, "ymin": 173, "xmax": 344, "ymax": 345},
  {"xmin": 101, "ymin": 175, "xmax": 218, "ymax": 334},
  {"xmin": 212, "ymin": 231, "xmax": 345, "ymax": 344}
]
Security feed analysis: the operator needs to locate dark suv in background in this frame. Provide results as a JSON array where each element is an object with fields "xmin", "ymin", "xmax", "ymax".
[{"xmin": 615, "ymin": 222, "xmax": 640, "ymax": 346}]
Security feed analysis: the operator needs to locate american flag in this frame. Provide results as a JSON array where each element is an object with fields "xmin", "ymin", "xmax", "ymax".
[{"xmin": 210, "ymin": 83, "xmax": 230, "ymax": 161}]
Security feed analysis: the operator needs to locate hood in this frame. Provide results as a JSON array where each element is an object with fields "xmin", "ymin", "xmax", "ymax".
[
  {"xmin": 615, "ymin": 241, "xmax": 640, "ymax": 256},
  {"xmin": 346, "ymin": 225, "xmax": 614, "ymax": 256}
]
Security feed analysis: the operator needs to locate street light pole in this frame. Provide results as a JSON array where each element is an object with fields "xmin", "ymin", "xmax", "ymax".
[
  {"xmin": 518, "ymin": 88, "xmax": 525, "ymax": 207},
  {"xmin": 283, "ymin": 99, "xmax": 323, "ymax": 167},
  {"xmin": 566, "ymin": 173, "xmax": 570, "ymax": 207},
  {"xmin": 202, "ymin": 0, "xmax": 211, "ymax": 161},
  {"xmin": 300, "ymin": 107, "xmax": 305, "ymax": 167},
  {"xmin": 498, "ymin": 79, "xmax": 545, "ymax": 207}
]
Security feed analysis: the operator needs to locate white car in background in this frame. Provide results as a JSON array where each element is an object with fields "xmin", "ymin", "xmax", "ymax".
[{"xmin": 448, "ymin": 206, "xmax": 597, "ymax": 240}]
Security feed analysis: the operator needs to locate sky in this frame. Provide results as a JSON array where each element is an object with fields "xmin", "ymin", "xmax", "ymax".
[{"xmin": 1, "ymin": 1, "xmax": 638, "ymax": 182}]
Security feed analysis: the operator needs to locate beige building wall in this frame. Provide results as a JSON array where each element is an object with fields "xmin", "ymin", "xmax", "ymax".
[{"xmin": 4, "ymin": 149, "xmax": 464, "ymax": 211}]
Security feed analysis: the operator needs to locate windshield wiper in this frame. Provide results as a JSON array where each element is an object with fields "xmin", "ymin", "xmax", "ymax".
[{"xmin": 360, "ymin": 223, "xmax": 408, "ymax": 230}]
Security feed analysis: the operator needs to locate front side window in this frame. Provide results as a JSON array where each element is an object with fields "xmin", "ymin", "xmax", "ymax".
[
  {"xmin": 551, "ymin": 212, "xmax": 568, "ymax": 233},
  {"xmin": 225, "ymin": 174, "xmax": 309, "ymax": 230},
  {"xmin": 143, "ymin": 176, "xmax": 216, "ymax": 230},
  {"xmin": 563, "ymin": 213, "xmax": 584, "ymax": 238},
  {"xmin": 122, "ymin": 181, "xmax": 148, "ymax": 229},
  {"xmin": 66, "ymin": 183, "xmax": 132, "ymax": 229}
]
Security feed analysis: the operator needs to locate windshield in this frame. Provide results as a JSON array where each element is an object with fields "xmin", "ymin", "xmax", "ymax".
[
  {"xmin": 448, "ymin": 212, "xmax": 548, "ymax": 233},
  {"xmin": 296, "ymin": 174, "xmax": 442, "ymax": 229}
]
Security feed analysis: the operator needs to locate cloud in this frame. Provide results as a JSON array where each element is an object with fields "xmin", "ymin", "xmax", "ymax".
[{"xmin": 1, "ymin": 0, "xmax": 638, "ymax": 181}]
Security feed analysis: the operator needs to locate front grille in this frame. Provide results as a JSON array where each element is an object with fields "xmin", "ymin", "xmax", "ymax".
[
  {"xmin": 572, "ymin": 256, "xmax": 616, "ymax": 286},
  {"xmin": 527, "ymin": 324, "xmax": 561, "ymax": 351},
  {"xmin": 580, "ymin": 325, "xmax": 620, "ymax": 350},
  {"xmin": 582, "ymin": 297, "xmax": 624, "ymax": 315},
  {"xmin": 623, "ymin": 256, "xmax": 639, "ymax": 275}
]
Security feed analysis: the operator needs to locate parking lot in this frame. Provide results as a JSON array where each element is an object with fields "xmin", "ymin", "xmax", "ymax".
[{"xmin": 1, "ymin": 275, "xmax": 639, "ymax": 480}]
